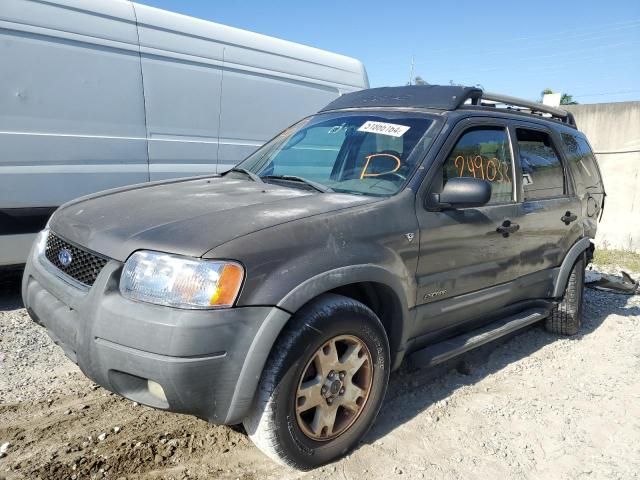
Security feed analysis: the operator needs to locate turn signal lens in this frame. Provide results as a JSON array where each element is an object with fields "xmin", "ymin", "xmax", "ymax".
[{"xmin": 209, "ymin": 263, "xmax": 244, "ymax": 306}]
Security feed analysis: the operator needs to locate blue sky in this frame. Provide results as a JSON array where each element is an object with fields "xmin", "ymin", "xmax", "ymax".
[{"xmin": 139, "ymin": 0, "xmax": 640, "ymax": 103}]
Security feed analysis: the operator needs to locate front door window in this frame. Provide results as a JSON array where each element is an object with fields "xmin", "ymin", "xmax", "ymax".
[{"xmin": 442, "ymin": 127, "xmax": 514, "ymax": 204}]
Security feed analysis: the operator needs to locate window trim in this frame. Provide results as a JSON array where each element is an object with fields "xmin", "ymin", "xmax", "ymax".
[{"xmin": 510, "ymin": 122, "xmax": 573, "ymax": 202}]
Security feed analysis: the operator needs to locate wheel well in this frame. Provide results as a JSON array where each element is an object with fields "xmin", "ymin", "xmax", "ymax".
[{"xmin": 328, "ymin": 282, "xmax": 404, "ymax": 358}]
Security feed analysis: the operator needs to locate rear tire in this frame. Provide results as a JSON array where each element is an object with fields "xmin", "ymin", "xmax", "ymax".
[
  {"xmin": 546, "ymin": 254, "xmax": 585, "ymax": 335},
  {"xmin": 243, "ymin": 294, "xmax": 390, "ymax": 470}
]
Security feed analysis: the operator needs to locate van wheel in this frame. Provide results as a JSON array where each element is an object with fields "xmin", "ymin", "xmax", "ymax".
[
  {"xmin": 546, "ymin": 255, "xmax": 585, "ymax": 335},
  {"xmin": 243, "ymin": 294, "xmax": 390, "ymax": 470}
]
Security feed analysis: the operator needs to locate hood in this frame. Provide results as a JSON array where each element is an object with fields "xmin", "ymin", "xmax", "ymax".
[{"xmin": 50, "ymin": 176, "xmax": 376, "ymax": 261}]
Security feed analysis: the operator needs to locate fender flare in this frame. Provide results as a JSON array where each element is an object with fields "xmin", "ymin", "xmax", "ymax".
[
  {"xmin": 224, "ymin": 265, "xmax": 412, "ymax": 424},
  {"xmin": 224, "ymin": 307, "xmax": 291, "ymax": 424},
  {"xmin": 277, "ymin": 264, "xmax": 412, "ymax": 316},
  {"xmin": 278, "ymin": 264, "xmax": 413, "ymax": 368},
  {"xmin": 552, "ymin": 237, "xmax": 592, "ymax": 298}
]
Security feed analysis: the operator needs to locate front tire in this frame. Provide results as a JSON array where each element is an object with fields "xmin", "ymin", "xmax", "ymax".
[
  {"xmin": 546, "ymin": 254, "xmax": 585, "ymax": 335},
  {"xmin": 243, "ymin": 294, "xmax": 390, "ymax": 470}
]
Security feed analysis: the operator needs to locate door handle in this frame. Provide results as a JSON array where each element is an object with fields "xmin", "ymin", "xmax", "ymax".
[
  {"xmin": 561, "ymin": 211, "xmax": 578, "ymax": 225},
  {"xmin": 496, "ymin": 220, "xmax": 520, "ymax": 238}
]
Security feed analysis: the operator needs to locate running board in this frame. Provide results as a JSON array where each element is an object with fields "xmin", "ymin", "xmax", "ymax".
[{"xmin": 409, "ymin": 307, "xmax": 549, "ymax": 368}]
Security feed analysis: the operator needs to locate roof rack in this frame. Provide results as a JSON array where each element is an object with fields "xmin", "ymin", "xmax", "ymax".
[
  {"xmin": 320, "ymin": 85, "xmax": 483, "ymax": 112},
  {"xmin": 471, "ymin": 91, "xmax": 575, "ymax": 126},
  {"xmin": 320, "ymin": 85, "xmax": 576, "ymax": 127}
]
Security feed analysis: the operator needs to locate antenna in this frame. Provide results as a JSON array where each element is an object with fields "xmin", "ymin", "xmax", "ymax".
[{"xmin": 408, "ymin": 55, "xmax": 415, "ymax": 86}]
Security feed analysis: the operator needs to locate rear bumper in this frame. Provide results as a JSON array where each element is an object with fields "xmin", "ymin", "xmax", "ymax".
[{"xmin": 22, "ymin": 236, "xmax": 290, "ymax": 424}]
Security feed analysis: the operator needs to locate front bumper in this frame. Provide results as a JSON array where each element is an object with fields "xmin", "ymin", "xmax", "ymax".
[{"xmin": 21, "ymin": 238, "xmax": 290, "ymax": 424}]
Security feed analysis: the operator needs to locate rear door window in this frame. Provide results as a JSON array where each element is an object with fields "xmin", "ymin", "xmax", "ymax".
[
  {"xmin": 442, "ymin": 127, "xmax": 514, "ymax": 204},
  {"xmin": 516, "ymin": 129, "xmax": 565, "ymax": 200}
]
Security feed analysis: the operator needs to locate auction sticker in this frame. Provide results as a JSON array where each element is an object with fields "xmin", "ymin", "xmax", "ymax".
[{"xmin": 358, "ymin": 121, "xmax": 410, "ymax": 137}]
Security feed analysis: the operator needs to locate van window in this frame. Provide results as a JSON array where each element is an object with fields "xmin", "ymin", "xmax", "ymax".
[
  {"xmin": 442, "ymin": 127, "xmax": 514, "ymax": 204},
  {"xmin": 561, "ymin": 133, "xmax": 601, "ymax": 190},
  {"xmin": 516, "ymin": 129, "xmax": 565, "ymax": 200}
]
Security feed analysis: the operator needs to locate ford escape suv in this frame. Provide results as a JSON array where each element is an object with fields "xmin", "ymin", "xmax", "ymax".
[{"xmin": 22, "ymin": 85, "xmax": 605, "ymax": 470}]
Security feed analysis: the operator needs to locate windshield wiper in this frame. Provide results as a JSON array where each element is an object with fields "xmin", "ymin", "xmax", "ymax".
[
  {"xmin": 261, "ymin": 175, "xmax": 334, "ymax": 193},
  {"xmin": 227, "ymin": 167, "xmax": 263, "ymax": 183}
]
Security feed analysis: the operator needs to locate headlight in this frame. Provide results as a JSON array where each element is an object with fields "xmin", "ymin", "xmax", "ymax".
[{"xmin": 120, "ymin": 251, "xmax": 244, "ymax": 309}]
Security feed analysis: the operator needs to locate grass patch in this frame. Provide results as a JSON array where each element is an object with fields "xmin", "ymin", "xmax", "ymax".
[{"xmin": 593, "ymin": 249, "xmax": 640, "ymax": 272}]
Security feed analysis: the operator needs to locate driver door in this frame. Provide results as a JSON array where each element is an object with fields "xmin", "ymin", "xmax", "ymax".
[{"xmin": 412, "ymin": 118, "xmax": 523, "ymax": 338}]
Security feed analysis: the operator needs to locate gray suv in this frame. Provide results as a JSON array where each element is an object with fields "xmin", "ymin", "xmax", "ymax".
[{"xmin": 22, "ymin": 85, "xmax": 605, "ymax": 469}]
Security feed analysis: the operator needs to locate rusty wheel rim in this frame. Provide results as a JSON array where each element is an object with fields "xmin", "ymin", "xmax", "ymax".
[{"xmin": 295, "ymin": 334, "xmax": 373, "ymax": 441}]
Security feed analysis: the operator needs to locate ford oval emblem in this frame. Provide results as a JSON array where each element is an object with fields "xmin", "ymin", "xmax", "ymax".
[{"xmin": 58, "ymin": 248, "xmax": 73, "ymax": 267}]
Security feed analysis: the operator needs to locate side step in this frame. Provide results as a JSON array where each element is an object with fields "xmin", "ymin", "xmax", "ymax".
[{"xmin": 409, "ymin": 307, "xmax": 549, "ymax": 368}]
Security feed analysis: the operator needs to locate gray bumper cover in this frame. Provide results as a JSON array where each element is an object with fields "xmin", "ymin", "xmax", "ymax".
[{"xmin": 21, "ymin": 243, "xmax": 290, "ymax": 424}]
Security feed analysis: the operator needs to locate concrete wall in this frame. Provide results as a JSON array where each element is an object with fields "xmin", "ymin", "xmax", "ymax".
[{"xmin": 564, "ymin": 102, "xmax": 640, "ymax": 252}]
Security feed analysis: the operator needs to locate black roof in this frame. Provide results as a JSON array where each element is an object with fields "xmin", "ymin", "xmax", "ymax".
[{"xmin": 321, "ymin": 85, "xmax": 483, "ymax": 112}]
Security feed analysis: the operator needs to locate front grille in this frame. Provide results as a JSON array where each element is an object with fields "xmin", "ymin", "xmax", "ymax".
[{"xmin": 44, "ymin": 233, "xmax": 108, "ymax": 287}]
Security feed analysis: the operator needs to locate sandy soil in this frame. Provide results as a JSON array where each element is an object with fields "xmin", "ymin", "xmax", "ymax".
[{"xmin": 1, "ymin": 268, "xmax": 639, "ymax": 480}]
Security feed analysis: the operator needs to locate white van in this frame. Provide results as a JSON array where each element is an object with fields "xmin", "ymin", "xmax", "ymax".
[{"xmin": 0, "ymin": 0, "xmax": 368, "ymax": 266}]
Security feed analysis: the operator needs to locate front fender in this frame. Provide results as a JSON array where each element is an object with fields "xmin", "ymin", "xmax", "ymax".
[
  {"xmin": 206, "ymin": 192, "xmax": 419, "ymax": 314},
  {"xmin": 206, "ymin": 191, "xmax": 419, "ymax": 380},
  {"xmin": 277, "ymin": 263, "xmax": 412, "ymax": 317}
]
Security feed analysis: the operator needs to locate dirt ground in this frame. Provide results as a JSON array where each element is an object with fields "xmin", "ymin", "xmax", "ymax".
[{"xmin": 1, "ymin": 267, "xmax": 639, "ymax": 480}]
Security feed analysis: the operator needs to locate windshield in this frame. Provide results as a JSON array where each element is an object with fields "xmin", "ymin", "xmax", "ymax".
[{"xmin": 232, "ymin": 112, "xmax": 436, "ymax": 196}]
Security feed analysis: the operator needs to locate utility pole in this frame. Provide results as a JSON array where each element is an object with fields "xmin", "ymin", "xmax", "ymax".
[{"xmin": 408, "ymin": 55, "xmax": 415, "ymax": 86}]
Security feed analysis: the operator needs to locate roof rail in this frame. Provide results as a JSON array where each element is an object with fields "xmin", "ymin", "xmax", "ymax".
[
  {"xmin": 319, "ymin": 85, "xmax": 577, "ymax": 127},
  {"xmin": 320, "ymin": 85, "xmax": 483, "ymax": 112},
  {"xmin": 471, "ymin": 91, "xmax": 576, "ymax": 126}
]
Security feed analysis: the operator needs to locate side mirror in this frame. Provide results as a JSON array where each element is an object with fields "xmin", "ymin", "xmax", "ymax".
[{"xmin": 428, "ymin": 177, "xmax": 491, "ymax": 210}]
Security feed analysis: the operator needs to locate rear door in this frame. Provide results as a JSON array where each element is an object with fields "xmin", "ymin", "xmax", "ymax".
[
  {"xmin": 560, "ymin": 132, "xmax": 605, "ymax": 239},
  {"xmin": 509, "ymin": 122, "xmax": 583, "ymax": 291},
  {"xmin": 413, "ymin": 118, "xmax": 521, "ymax": 336}
]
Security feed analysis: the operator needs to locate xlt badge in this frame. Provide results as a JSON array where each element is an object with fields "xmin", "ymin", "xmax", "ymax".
[{"xmin": 424, "ymin": 289, "xmax": 447, "ymax": 300}]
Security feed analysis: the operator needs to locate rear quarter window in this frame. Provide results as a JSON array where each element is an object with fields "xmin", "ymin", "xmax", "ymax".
[{"xmin": 560, "ymin": 133, "xmax": 603, "ymax": 192}]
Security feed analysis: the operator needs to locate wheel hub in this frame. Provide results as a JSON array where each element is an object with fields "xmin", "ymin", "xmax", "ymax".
[
  {"xmin": 295, "ymin": 335, "xmax": 373, "ymax": 441},
  {"xmin": 328, "ymin": 379, "xmax": 341, "ymax": 396}
]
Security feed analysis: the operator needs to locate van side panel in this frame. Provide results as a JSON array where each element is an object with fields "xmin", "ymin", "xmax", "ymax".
[
  {"xmin": 217, "ymin": 33, "xmax": 364, "ymax": 171},
  {"xmin": 0, "ymin": 0, "xmax": 149, "ymax": 264},
  {"xmin": 217, "ymin": 71, "xmax": 341, "ymax": 170},
  {"xmin": 0, "ymin": 0, "xmax": 368, "ymax": 265},
  {"xmin": 132, "ymin": 3, "xmax": 223, "ymax": 180},
  {"xmin": 0, "ymin": 0, "xmax": 149, "ymax": 209},
  {"xmin": 131, "ymin": 3, "xmax": 367, "ymax": 175}
]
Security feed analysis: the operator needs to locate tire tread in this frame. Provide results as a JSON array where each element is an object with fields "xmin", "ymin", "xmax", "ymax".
[{"xmin": 546, "ymin": 255, "xmax": 584, "ymax": 335}]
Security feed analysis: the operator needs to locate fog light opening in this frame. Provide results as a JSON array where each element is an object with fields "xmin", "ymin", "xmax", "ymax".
[{"xmin": 147, "ymin": 379, "xmax": 167, "ymax": 403}]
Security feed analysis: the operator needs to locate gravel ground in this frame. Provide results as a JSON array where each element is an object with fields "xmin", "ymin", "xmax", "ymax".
[{"xmin": 1, "ymin": 266, "xmax": 639, "ymax": 479}]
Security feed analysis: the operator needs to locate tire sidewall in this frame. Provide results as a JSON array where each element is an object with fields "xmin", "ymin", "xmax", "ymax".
[{"xmin": 268, "ymin": 300, "xmax": 389, "ymax": 469}]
